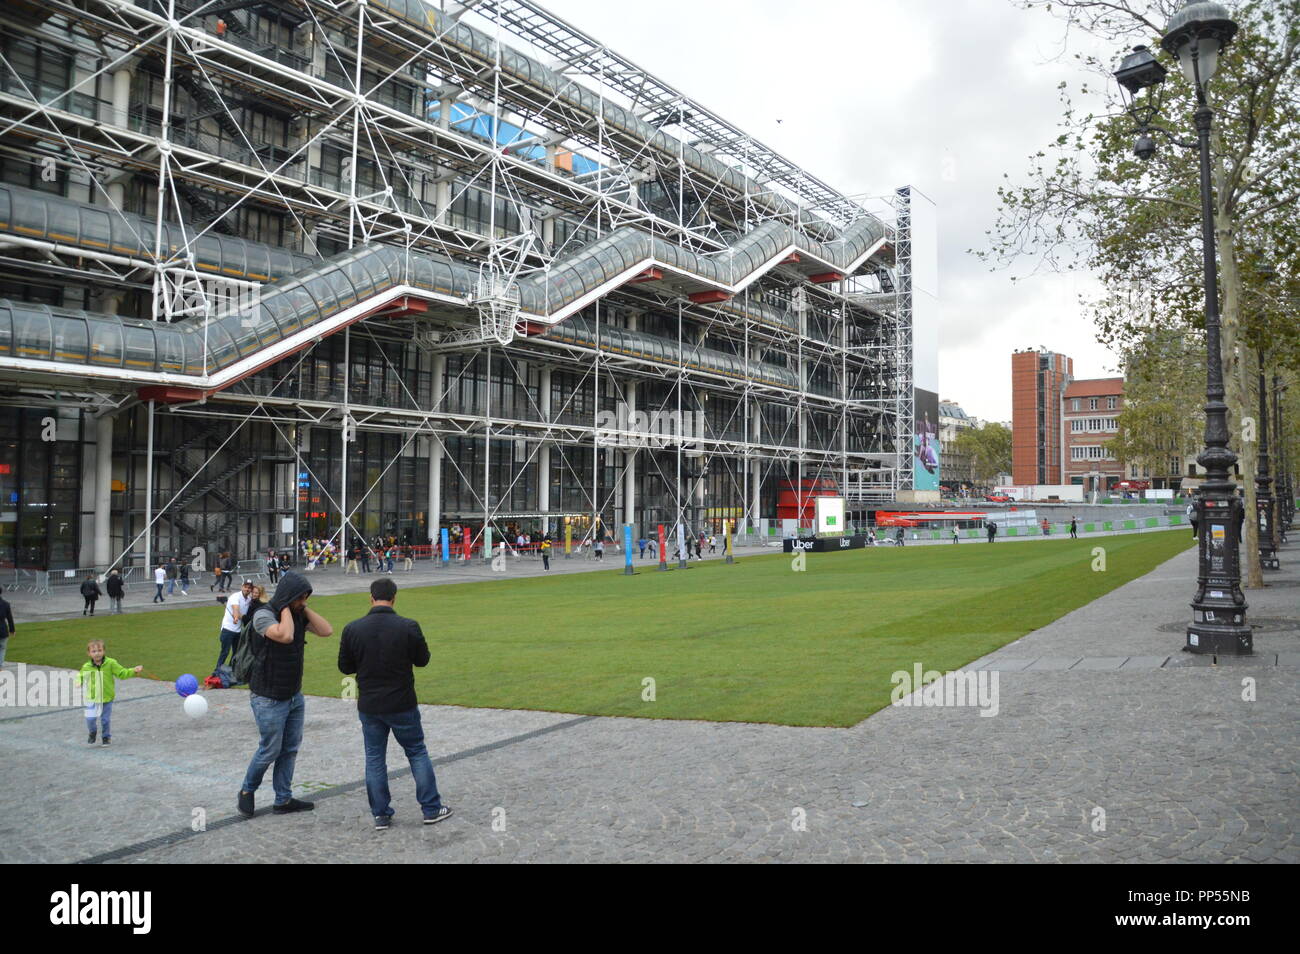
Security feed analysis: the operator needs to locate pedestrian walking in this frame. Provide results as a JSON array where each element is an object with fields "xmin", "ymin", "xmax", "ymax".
[
  {"xmin": 593, "ymin": 538, "xmax": 604, "ymax": 561},
  {"xmin": 152, "ymin": 564, "xmax": 166, "ymax": 603},
  {"xmin": 1186, "ymin": 500, "xmax": 1198, "ymax": 539},
  {"xmin": 0, "ymin": 586, "xmax": 14, "ymax": 667},
  {"xmin": 638, "ymin": 536, "xmax": 647, "ymax": 559},
  {"xmin": 951, "ymin": 527, "xmax": 960, "ymax": 544},
  {"xmin": 987, "ymin": 521, "xmax": 997, "ymax": 543},
  {"xmin": 360, "ymin": 546, "xmax": 372, "ymax": 574},
  {"xmin": 106, "ymin": 568, "xmax": 125, "ymax": 614},
  {"xmin": 237, "ymin": 571, "xmax": 333, "ymax": 818},
  {"xmin": 267, "ymin": 552, "xmax": 280, "ymax": 584},
  {"xmin": 179, "ymin": 561, "xmax": 190, "ymax": 595},
  {"xmin": 165, "ymin": 556, "xmax": 178, "ymax": 596},
  {"xmin": 708, "ymin": 534, "xmax": 716, "ymax": 554},
  {"xmin": 648, "ymin": 538, "xmax": 657, "ymax": 559},
  {"xmin": 346, "ymin": 545, "xmax": 359, "ymax": 575},
  {"xmin": 541, "ymin": 537, "xmax": 551, "ymax": 571},
  {"xmin": 80, "ymin": 574, "xmax": 101, "ymax": 616},
  {"xmin": 402, "ymin": 547, "xmax": 413, "ymax": 572},
  {"xmin": 1069, "ymin": 517, "xmax": 1078, "ymax": 539}
]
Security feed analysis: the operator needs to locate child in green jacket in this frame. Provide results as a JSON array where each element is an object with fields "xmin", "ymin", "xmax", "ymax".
[{"xmin": 77, "ymin": 639, "xmax": 143, "ymax": 745}]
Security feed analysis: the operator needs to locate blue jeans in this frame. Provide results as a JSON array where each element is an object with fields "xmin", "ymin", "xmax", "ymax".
[
  {"xmin": 242, "ymin": 693, "xmax": 305, "ymax": 805},
  {"xmin": 85, "ymin": 700, "xmax": 113, "ymax": 738},
  {"xmin": 166, "ymin": 578, "xmax": 175, "ymax": 595},
  {"xmin": 216, "ymin": 627, "xmax": 239, "ymax": 669},
  {"xmin": 358, "ymin": 708, "xmax": 442, "ymax": 818},
  {"xmin": 153, "ymin": 584, "xmax": 164, "ymax": 602}
]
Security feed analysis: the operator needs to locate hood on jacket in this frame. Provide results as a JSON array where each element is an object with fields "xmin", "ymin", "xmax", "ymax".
[{"xmin": 270, "ymin": 571, "xmax": 312, "ymax": 614}]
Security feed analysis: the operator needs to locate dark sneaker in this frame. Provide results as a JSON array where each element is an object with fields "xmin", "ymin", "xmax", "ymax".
[
  {"xmin": 374, "ymin": 815, "xmax": 391, "ymax": 831},
  {"xmin": 87, "ymin": 731, "xmax": 96, "ymax": 744},
  {"xmin": 423, "ymin": 806, "xmax": 453, "ymax": 825},
  {"xmin": 273, "ymin": 798, "xmax": 315, "ymax": 815},
  {"xmin": 101, "ymin": 737, "xmax": 110, "ymax": 745},
  {"xmin": 237, "ymin": 790, "xmax": 255, "ymax": 818}
]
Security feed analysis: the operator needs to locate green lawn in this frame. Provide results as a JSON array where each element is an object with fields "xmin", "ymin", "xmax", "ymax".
[{"xmin": 11, "ymin": 532, "xmax": 1192, "ymax": 727}]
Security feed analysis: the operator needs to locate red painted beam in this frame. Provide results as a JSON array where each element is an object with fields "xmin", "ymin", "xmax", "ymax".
[
  {"xmin": 628, "ymin": 267, "xmax": 663, "ymax": 283},
  {"xmin": 377, "ymin": 296, "xmax": 429, "ymax": 316},
  {"xmin": 137, "ymin": 385, "xmax": 204, "ymax": 404},
  {"xmin": 519, "ymin": 320, "xmax": 548, "ymax": 336},
  {"xmin": 688, "ymin": 290, "xmax": 731, "ymax": 305},
  {"xmin": 809, "ymin": 272, "xmax": 845, "ymax": 284},
  {"xmin": 780, "ymin": 253, "xmax": 801, "ymax": 264}
]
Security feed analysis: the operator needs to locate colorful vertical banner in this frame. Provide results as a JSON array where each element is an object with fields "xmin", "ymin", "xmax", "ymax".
[
  {"xmin": 462, "ymin": 527, "xmax": 471, "ymax": 560},
  {"xmin": 724, "ymin": 518, "xmax": 733, "ymax": 563},
  {"xmin": 484, "ymin": 526, "xmax": 493, "ymax": 561},
  {"xmin": 623, "ymin": 524, "xmax": 633, "ymax": 575},
  {"xmin": 564, "ymin": 522, "xmax": 572, "ymax": 557},
  {"xmin": 657, "ymin": 523, "xmax": 667, "ymax": 571},
  {"xmin": 439, "ymin": 527, "xmax": 449, "ymax": 564},
  {"xmin": 676, "ymin": 523, "xmax": 687, "ymax": 567}
]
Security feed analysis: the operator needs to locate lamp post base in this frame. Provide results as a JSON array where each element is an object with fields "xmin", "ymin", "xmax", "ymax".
[{"xmin": 1190, "ymin": 621, "xmax": 1248, "ymax": 657}]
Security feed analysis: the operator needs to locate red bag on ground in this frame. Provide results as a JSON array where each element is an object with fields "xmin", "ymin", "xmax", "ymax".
[{"xmin": 203, "ymin": 675, "xmax": 223, "ymax": 690}]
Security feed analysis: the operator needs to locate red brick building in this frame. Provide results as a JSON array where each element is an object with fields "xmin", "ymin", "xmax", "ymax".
[
  {"xmin": 1011, "ymin": 350, "xmax": 1072, "ymax": 485},
  {"xmin": 1063, "ymin": 377, "xmax": 1125, "ymax": 493}
]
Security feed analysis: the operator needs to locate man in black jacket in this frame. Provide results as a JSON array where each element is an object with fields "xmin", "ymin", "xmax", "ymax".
[
  {"xmin": 338, "ymin": 577, "xmax": 451, "ymax": 830},
  {"xmin": 105, "ymin": 569, "xmax": 125, "ymax": 614},
  {"xmin": 237, "ymin": 570, "xmax": 332, "ymax": 818}
]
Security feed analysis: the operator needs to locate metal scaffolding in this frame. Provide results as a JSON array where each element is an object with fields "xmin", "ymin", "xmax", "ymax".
[{"xmin": 0, "ymin": 0, "xmax": 916, "ymax": 569}]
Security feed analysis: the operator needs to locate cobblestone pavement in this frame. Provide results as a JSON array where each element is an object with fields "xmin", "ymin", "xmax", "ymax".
[{"xmin": 1, "ymin": 537, "xmax": 1294, "ymax": 863}]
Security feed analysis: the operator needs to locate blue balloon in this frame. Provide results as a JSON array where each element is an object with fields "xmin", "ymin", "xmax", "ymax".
[{"xmin": 175, "ymin": 673, "xmax": 198, "ymax": 697}]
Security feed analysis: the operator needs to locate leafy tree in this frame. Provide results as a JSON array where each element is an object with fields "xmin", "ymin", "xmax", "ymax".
[
  {"xmin": 953, "ymin": 422, "xmax": 1013, "ymax": 485},
  {"xmin": 979, "ymin": 0, "xmax": 1299, "ymax": 586}
]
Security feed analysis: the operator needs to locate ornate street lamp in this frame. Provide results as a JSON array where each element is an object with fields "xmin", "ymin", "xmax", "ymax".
[{"xmin": 1113, "ymin": 1, "xmax": 1251, "ymax": 654}]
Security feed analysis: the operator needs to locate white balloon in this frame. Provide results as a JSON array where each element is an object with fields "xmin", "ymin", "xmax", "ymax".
[{"xmin": 183, "ymin": 693, "xmax": 209, "ymax": 719}]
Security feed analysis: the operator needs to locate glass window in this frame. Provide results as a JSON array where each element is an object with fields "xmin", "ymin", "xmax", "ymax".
[{"xmin": 122, "ymin": 323, "xmax": 156, "ymax": 370}]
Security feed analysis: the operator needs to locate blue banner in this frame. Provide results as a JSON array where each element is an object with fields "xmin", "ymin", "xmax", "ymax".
[
  {"xmin": 623, "ymin": 524, "xmax": 633, "ymax": 570},
  {"xmin": 440, "ymin": 527, "xmax": 450, "ymax": 563}
]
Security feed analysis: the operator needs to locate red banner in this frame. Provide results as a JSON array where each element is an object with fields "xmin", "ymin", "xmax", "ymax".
[
  {"xmin": 657, "ymin": 524, "xmax": 667, "ymax": 566},
  {"xmin": 462, "ymin": 527, "xmax": 471, "ymax": 559}
]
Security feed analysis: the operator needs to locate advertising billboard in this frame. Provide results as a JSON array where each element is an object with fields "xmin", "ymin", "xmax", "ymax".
[{"xmin": 914, "ymin": 388, "xmax": 940, "ymax": 491}]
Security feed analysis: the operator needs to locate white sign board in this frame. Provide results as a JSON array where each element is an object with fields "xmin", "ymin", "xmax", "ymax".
[{"xmin": 815, "ymin": 496, "xmax": 846, "ymax": 536}]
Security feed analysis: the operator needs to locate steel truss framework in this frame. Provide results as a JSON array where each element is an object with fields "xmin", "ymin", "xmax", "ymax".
[{"xmin": 0, "ymin": 0, "xmax": 916, "ymax": 569}]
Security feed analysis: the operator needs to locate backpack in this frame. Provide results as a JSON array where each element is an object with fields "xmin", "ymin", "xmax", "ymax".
[{"xmin": 231, "ymin": 602, "xmax": 269, "ymax": 685}]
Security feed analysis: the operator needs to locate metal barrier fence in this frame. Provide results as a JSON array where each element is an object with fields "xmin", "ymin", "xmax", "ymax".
[{"xmin": 0, "ymin": 567, "xmax": 51, "ymax": 596}]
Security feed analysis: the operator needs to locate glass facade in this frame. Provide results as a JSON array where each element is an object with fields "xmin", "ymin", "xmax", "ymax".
[{"xmin": 0, "ymin": 407, "xmax": 83, "ymax": 569}]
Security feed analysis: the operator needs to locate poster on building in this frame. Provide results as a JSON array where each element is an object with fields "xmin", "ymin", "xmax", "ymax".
[{"xmin": 914, "ymin": 388, "xmax": 940, "ymax": 491}]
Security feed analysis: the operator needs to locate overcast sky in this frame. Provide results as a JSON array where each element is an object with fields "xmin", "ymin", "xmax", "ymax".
[{"xmin": 535, "ymin": 0, "xmax": 1125, "ymax": 423}]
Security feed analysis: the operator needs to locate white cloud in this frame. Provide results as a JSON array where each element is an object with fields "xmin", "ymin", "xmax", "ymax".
[{"xmin": 538, "ymin": 0, "xmax": 1125, "ymax": 420}]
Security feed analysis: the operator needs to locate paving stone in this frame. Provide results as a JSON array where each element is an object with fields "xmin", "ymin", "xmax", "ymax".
[
  {"xmin": 1025, "ymin": 657, "xmax": 1083, "ymax": 671},
  {"xmin": 1121, "ymin": 655, "xmax": 1171, "ymax": 669},
  {"xmin": 1067, "ymin": 657, "xmax": 1129, "ymax": 671}
]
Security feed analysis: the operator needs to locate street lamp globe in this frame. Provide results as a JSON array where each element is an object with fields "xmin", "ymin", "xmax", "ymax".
[{"xmin": 1161, "ymin": 1, "xmax": 1239, "ymax": 87}]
